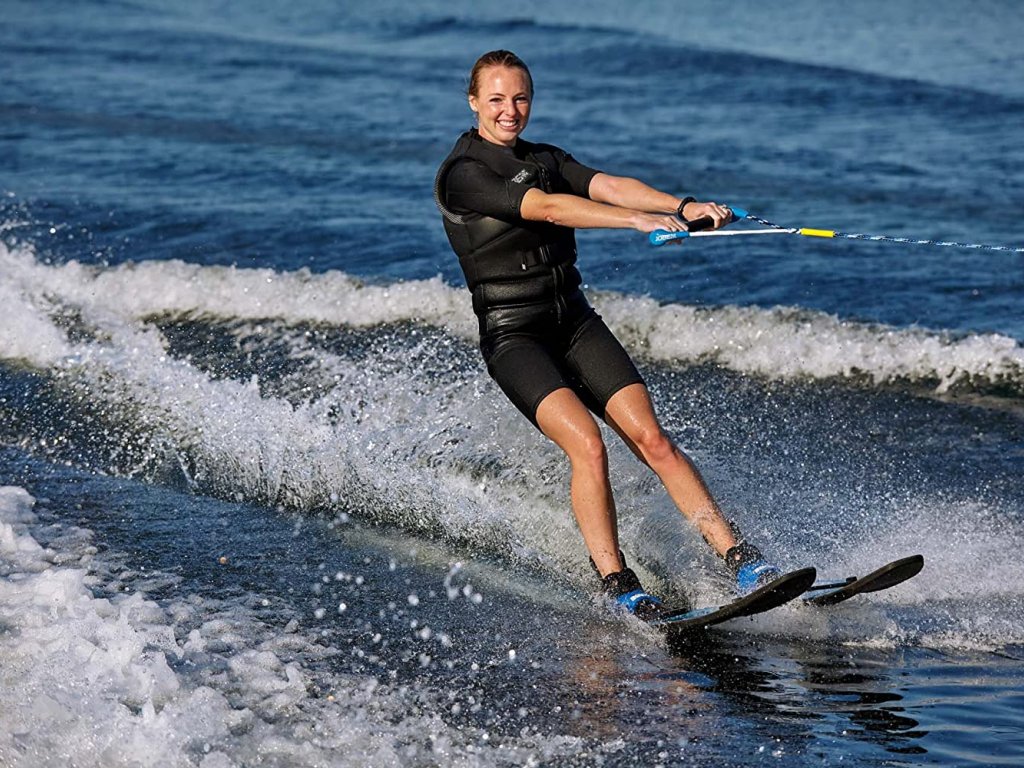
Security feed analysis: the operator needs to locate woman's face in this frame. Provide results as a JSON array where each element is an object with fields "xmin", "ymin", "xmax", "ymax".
[{"xmin": 468, "ymin": 65, "xmax": 532, "ymax": 147}]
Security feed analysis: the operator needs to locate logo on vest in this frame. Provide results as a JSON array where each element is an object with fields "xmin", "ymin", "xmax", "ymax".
[{"xmin": 511, "ymin": 169, "xmax": 534, "ymax": 184}]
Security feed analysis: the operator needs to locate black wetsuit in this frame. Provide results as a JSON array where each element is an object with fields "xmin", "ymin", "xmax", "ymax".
[{"xmin": 435, "ymin": 129, "xmax": 643, "ymax": 427}]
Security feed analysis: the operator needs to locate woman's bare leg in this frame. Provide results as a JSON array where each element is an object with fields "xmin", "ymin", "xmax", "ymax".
[
  {"xmin": 535, "ymin": 387, "xmax": 624, "ymax": 577},
  {"xmin": 603, "ymin": 383, "xmax": 738, "ymax": 556}
]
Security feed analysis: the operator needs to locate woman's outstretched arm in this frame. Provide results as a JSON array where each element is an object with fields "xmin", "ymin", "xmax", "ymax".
[
  {"xmin": 519, "ymin": 174, "xmax": 732, "ymax": 233},
  {"xmin": 519, "ymin": 187, "xmax": 683, "ymax": 233},
  {"xmin": 589, "ymin": 172, "xmax": 733, "ymax": 228}
]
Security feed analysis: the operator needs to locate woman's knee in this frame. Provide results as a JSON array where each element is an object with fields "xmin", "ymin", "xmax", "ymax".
[
  {"xmin": 570, "ymin": 427, "xmax": 608, "ymax": 473},
  {"xmin": 537, "ymin": 389, "xmax": 609, "ymax": 471},
  {"xmin": 633, "ymin": 427, "xmax": 676, "ymax": 465}
]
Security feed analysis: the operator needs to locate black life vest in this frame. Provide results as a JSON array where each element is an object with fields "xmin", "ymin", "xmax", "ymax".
[{"xmin": 434, "ymin": 130, "xmax": 583, "ymax": 310}]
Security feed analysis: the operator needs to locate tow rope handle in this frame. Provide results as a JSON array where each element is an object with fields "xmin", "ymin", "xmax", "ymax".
[{"xmin": 649, "ymin": 207, "xmax": 750, "ymax": 246}]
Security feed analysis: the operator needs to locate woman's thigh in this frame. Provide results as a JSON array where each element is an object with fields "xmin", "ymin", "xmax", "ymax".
[
  {"xmin": 564, "ymin": 315, "xmax": 644, "ymax": 416},
  {"xmin": 484, "ymin": 334, "xmax": 572, "ymax": 428}
]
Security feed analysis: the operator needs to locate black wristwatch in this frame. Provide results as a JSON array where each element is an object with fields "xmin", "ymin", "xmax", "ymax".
[{"xmin": 675, "ymin": 196, "xmax": 696, "ymax": 218}]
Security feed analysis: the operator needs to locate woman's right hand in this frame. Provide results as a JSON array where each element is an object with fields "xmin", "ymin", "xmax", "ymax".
[
  {"xmin": 680, "ymin": 201, "xmax": 733, "ymax": 229},
  {"xmin": 634, "ymin": 201, "xmax": 734, "ymax": 235}
]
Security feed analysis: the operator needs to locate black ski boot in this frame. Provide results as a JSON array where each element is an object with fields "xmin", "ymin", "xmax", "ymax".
[
  {"xmin": 725, "ymin": 541, "xmax": 782, "ymax": 595},
  {"xmin": 595, "ymin": 553, "xmax": 667, "ymax": 621}
]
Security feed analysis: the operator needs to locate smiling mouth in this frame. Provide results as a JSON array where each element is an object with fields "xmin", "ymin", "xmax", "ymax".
[{"xmin": 497, "ymin": 119, "xmax": 519, "ymax": 130}]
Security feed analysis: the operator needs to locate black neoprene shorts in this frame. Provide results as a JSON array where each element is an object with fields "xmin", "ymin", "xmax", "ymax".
[{"xmin": 479, "ymin": 300, "xmax": 644, "ymax": 429}]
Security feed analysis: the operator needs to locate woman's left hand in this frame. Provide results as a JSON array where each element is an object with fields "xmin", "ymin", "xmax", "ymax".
[{"xmin": 680, "ymin": 201, "xmax": 734, "ymax": 229}]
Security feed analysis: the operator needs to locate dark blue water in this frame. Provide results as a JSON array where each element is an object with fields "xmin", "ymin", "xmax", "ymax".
[{"xmin": 2, "ymin": 1, "xmax": 1024, "ymax": 765}]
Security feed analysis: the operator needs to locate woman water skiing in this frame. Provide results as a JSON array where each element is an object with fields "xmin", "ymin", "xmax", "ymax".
[{"xmin": 435, "ymin": 50, "xmax": 780, "ymax": 618}]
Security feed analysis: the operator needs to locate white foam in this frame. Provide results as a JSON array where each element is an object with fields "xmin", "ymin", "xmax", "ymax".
[
  {"xmin": 594, "ymin": 292, "xmax": 1024, "ymax": 393},
  {"xmin": 0, "ymin": 257, "xmax": 74, "ymax": 365},
  {"xmin": 0, "ymin": 487, "xmax": 594, "ymax": 766},
  {"xmin": 0, "ymin": 240, "xmax": 593, "ymax": 571},
  {"xmin": 0, "ymin": 239, "xmax": 474, "ymax": 370},
  {"xmin": 2, "ymin": 239, "xmax": 1021, "ymax": 393}
]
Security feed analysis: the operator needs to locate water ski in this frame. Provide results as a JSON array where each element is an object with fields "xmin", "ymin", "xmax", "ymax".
[
  {"xmin": 647, "ymin": 567, "xmax": 817, "ymax": 636},
  {"xmin": 802, "ymin": 555, "xmax": 924, "ymax": 607}
]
